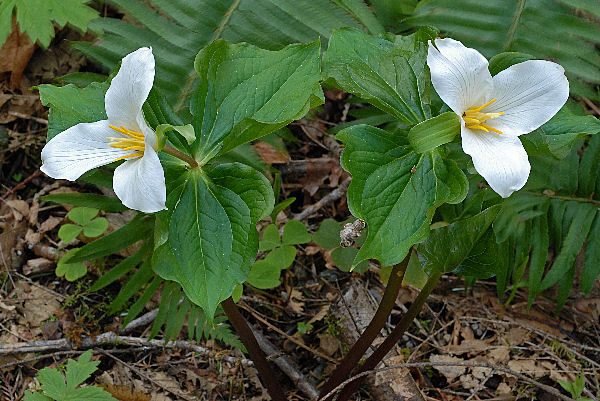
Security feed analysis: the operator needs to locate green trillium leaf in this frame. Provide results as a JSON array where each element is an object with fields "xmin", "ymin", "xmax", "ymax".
[
  {"xmin": 191, "ymin": 39, "xmax": 323, "ymax": 164},
  {"xmin": 337, "ymin": 124, "xmax": 468, "ymax": 267},
  {"xmin": 417, "ymin": 206, "xmax": 500, "ymax": 275},
  {"xmin": 153, "ymin": 164, "xmax": 274, "ymax": 319},
  {"xmin": 323, "ymin": 27, "xmax": 436, "ymax": 125}
]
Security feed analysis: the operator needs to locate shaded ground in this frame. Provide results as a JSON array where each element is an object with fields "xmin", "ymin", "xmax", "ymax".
[{"xmin": 0, "ymin": 24, "xmax": 599, "ymax": 401}]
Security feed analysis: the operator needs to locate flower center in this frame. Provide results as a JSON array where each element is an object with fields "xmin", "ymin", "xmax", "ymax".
[
  {"xmin": 462, "ymin": 98, "xmax": 504, "ymax": 134},
  {"xmin": 107, "ymin": 125, "xmax": 146, "ymax": 161}
]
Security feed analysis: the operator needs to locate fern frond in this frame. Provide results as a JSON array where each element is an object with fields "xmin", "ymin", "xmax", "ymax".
[
  {"xmin": 76, "ymin": 0, "xmax": 373, "ymax": 108},
  {"xmin": 405, "ymin": 0, "xmax": 600, "ymax": 100}
]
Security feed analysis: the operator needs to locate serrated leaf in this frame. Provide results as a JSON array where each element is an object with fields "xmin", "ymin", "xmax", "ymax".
[
  {"xmin": 63, "ymin": 386, "xmax": 116, "ymax": 401},
  {"xmin": 41, "ymin": 193, "xmax": 127, "ymax": 213},
  {"xmin": 67, "ymin": 207, "xmax": 99, "ymax": 225},
  {"xmin": 282, "ymin": 220, "xmax": 311, "ymax": 245},
  {"xmin": 417, "ymin": 206, "xmax": 500, "ymax": 275},
  {"xmin": 191, "ymin": 39, "xmax": 323, "ymax": 162},
  {"xmin": 323, "ymin": 27, "xmax": 436, "ymax": 125},
  {"xmin": 38, "ymin": 367, "xmax": 67, "ymax": 399},
  {"xmin": 65, "ymin": 350, "xmax": 98, "ymax": 391},
  {"xmin": 83, "ymin": 218, "xmax": 109, "ymax": 237},
  {"xmin": 313, "ymin": 219, "xmax": 343, "ymax": 249},
  {"xmin": 338, "ymin": 124, "xmax": 468, "ymax": 267},
  {"xmin": 0, "ymin": 0, "xmax": 98, "ymax": 48},
  {"xmin": 37, "ymin": 82, "xmax": 108, "ymax": 140},
  {"xmin": 259, "ymin": 224, "xmax": 280, "ymax": 251},
  {"xmin": 23, "ymin": 392, "xmax": 52, "ymax": 401},
  {"xmin": 153, "ymin": 165, "xmax": 274, "ymax": 318},
  {"xmin": 58, "ymin": 224, "xmax": 83, "ymax": 244}
]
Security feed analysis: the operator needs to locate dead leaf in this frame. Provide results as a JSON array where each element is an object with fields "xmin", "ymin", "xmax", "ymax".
[
  {"xmin": 287, "ymin": 288, "xmax": 305, "ymax": 314},
  {"xmin": 575, "ymin": 298, "xmax": 600, "ymax": 315},
  {"xmin": 503, "ymin": 327, "xmax": 531, "ymax": 346},
  {"xmin": 0, "ymin": 18, "xmax": 36, "ymax": 89},
  {"xmin": 13, "ymin": 281, "xmax": 61, "ymax": 335},
  {"xmin": 253, "ymin": 141, "xmax": 290, "ymax": 164},
  {"xmin": 430, "ymin": 354, "xmax": 466, "ymax": 381},
  {"xmin": 5, "ymin": 199, "xmax": 29, "ymax": 221},
  {"xmin": 318, "ymin": 333, "xmax": 339, "ymax": 356}
]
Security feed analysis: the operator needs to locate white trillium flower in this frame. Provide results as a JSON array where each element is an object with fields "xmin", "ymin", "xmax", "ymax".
[
  {"xmin": 427, "ymin": 38, "xmax": 569, "ymax": 198},
  {"xmin": 41, "ymin": 47, "xmax": 166, "ymax": 213}
]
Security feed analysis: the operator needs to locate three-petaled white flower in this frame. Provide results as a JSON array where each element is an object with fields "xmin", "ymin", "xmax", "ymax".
[
  {"xmin": 41, "ymin": 47, "xmax": 166, "ymax": 213},
  {"xmin": 427, "ymin": 38, "xmax": 569, "ymax": 198}
]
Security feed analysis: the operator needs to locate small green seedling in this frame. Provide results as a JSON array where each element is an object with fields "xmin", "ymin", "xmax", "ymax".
[
  {"xmin": 58, "ymin": 207, "xmax": 109, "ymax": 244},
  {"xmin": 297, "ymin": 321, "xmax": 313, "ymax": 335},
  {"xmin": 24, "ymin": 350, "xmax": 116, "ymax": 401},
  {"xmin": 246, "ymin": 220, "xmax": 312, "ymax": 289},
  {"xmin": 558, "ymin": 373, "xmax": 593, "ymax": 401},
  {"xmin": 56, "ymin": 207, "xmax": 108, "ymax": 281},
  {"xmin": 313, "ymin": 218, "xmax": 368, "ymax": 273}
]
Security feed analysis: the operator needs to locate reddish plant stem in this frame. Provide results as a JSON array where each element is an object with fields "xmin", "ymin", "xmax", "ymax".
[
  {"xmin": 162, "ymin": 145, "xmax": 198, "ymax": 168},
  {"xmin": 319, "ymin": 252, "xmax": 411, "ymax": 400},
  {"xmin": 334, "ymin": 272, "xmax": 442, "ymax": 401},
  {"xmin": 221, "ymin": 298, "xmax": 287, "ymax": 401}
]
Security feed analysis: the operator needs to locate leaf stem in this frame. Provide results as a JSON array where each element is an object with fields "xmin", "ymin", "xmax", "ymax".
[
  {"xmin": 525, "ymin": 190, "xmax": 600, "ymax": 206},
  {"xmin": 333, "ymin": 271, "xmax": 443, "ymax": 401},
  {"xmin": 221, "ymin": 297, "xmax": 287, "ymax": 401},
  {"xmin": 318, "ymin": 252, "xmax": 411, "ymax": 400},
  {"xmin": 162, "ymin": 145, "xmax": 198, "ymax": 168}
]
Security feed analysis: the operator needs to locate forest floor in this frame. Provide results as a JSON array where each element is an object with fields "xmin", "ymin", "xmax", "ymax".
[{"xmin": 0, "ymin": 25, "xmax": 599, "ymax": 401}]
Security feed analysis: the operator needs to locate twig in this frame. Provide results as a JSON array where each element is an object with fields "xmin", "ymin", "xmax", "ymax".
[
  {"xmin": 252, "ymin": 324, "xmax": 319, "ymax": 400},
  {"xmin": 321, "ymin": 361, "xmax": 576, "ymax": 401},
  {"xmin": 293, "ymin": 177, "xmax": 351, "ymax": 221},
  {"xmin": 0, "ymin": 332, "xmax": 253, "ymax": 367},
  {"xmin": 7, "ymin": 111, "xmax": 48, "ymax": 125},
  {"xmin": 2, "ymin": 169, "xmax": 42, "ymax": 199}
]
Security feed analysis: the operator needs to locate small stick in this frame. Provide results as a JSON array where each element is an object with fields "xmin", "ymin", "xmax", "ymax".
[{"xmin": 293, "ymin": 177, "xmax": 351, "ymax": 221}]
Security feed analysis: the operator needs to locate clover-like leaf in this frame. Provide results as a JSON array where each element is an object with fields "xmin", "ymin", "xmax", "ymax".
[
  {"xmin": 282, "ymin": 220, "xmax": 311, "ymax": 245},
  {"xmin": 58, "ymin": 224, "xmax": 83, "ymax": 244},
  {"xmin": 259, "ymin": 224, "xmax": 280, "ymax": 251},
  {"xmin": 67, "ymin": 207, "xmax": 99, "ymax": 226},
  {"xmin": 82, "ymin": 217, "xmax": 108, "ymax": 237}
]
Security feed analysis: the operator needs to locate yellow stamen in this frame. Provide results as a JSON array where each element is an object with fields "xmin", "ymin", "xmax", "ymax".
[
  {"xmin": 462, "ymin": 98, "xmax": 504, "ymax": 134},
  {"xmin": 107, "ymin": 125, "xmax": 145, "ymax": 161}
]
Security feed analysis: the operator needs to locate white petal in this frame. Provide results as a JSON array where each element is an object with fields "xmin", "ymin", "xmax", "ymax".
[
  {"xmin": 40, "ymin": 120, "xmax": 124, "ymax": 181},
  {"xmin": 427, "ymin": 38, "xmax": 493, "ymax": 115},
  {"xmin": 461, "ymin": 126, "xmax": 530, "ymax": 198},
  {"xmin": 485, "ymin": 60, "xmax": 569, "ymax": 137},
  {"xmin": 105, "ymin": 47, "xmax": 155, "ymax": 131},
  {"xmin": 113, "ymin": 146, "xmax": 166, "ymax": 213},
  {"xmin": 138, "ymin": 110, "xmax": 158, "ymax": 151}
]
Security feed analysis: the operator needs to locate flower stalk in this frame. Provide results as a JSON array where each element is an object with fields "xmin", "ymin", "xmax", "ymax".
[
  {"xmin": 318, "ymin": 251, "xmax": 411, "ymax": 400},
  {"xmin": 332, "ymin": 271, "xmax": 443, "ymax": 401},
  {"xmin": 221, "ymin": 298, "xmax": 287, "ymax": 401},
  {"xmin": 162, "ymin": 145, "xmax": 198, "ymax": 168}
]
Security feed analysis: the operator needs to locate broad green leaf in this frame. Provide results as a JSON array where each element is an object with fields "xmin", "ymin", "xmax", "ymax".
[
  {"xmin": 66, "ymin": 215, "xmax": 153, "ymax": 263},
  {"xmin": 331, "ymin": 0, "xmax": 384, "ymax": 34},
  {"xmin": 41, "ymin": 193, "xmax": 127, "ymax": 213},
  {"xmin": 232, "ymin": 284, "xmax": 243, "ymax": 303},
  {"xmin": 488, "ymin": 52, "xmax": 533, "ymax": 76},
  {"xmin": 58, "ymin": 224, "xmax": 83, "ymax": 244},
  {"xmin": 402, "ymin": 251, "xmax": 429, "ymax": 289},
  {"xmin": 38, "ymin": 82, "xmax": 108, "ymax": 140},
  {"xmin": 82, "ymin": 218, "xmax": 109, "ymax": 237},
  {"xmin": 338, "ymin": 125, "xmax": 468, "ymax": 267},
  {"xmin": 259, "ymin": 224, "xmax": 280, "ymax": 251},
  {"xmin": 417, "ymin": 206, "xmax": 500, "ymax": 275},
  {"xmin": 455, "ymin": 229, "xmax": 501, "ymax": 279},
  {"xmin": 313, "ymin": 219, "xmax": 343, "ymax": 249},
  {"xmin": 523, "ymin": 107, "xmax": 600, "ymax": 159},
  {"xmin": 323, "ymin": 27, "xmax": 436, "ymax": 125},
  {"xmin": 67, "ymin": 207, "xmax": 99, "ymax": 226},
  {"xmin": 408, "ymin": 112, "xmax": 460, "ymax": 153},
  {"xmin": 191, "ymin": 39, "xmax": 323, "ymax": 163},
  {"xmin": 331, "ymin": 247, "xmax": 368, "ymax": 273},
  {"xmin": 282, "ymin": 220, "xmax": 311, "ymax": 245},
  {"xmin": 153, "ymin": 165, "xmax": 274, "ymax": 318},
  {"xmin": 0, "ymin": 0, "xmax": 98, "ymax": 48}
]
